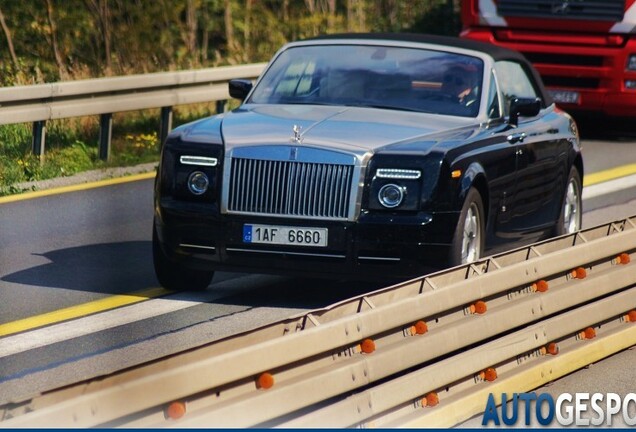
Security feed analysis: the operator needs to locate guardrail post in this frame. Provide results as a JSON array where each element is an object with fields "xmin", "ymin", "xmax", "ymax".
[
  {"xmin": 99, "ymin": 113, "xmax": 113, "ymax": 161},
  {"xmin": 159, "ymin": 106, "xmax": 173, "ymax": 147},
  {"xmin": 32, "ymin": 121, "xmax": 46, "ymax": 162},
  {"xmin": 216, "ymin": 100, "xmax": 226, "ymax": 114}
]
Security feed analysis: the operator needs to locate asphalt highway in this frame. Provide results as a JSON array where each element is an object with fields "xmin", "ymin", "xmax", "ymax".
[{"xmin": 0, "ymin": 134, "xmax": 635, "ymax": 421}]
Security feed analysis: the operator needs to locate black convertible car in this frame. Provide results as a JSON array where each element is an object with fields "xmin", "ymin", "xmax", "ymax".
[{"xmin": 153, "ymin": 33, "xmax": 583, "ymax": 290}]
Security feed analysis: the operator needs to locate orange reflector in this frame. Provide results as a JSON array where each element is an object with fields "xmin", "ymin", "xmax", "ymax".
[
  {"xmin": 618, "ymin": 253, "xmax": 631, "ymax": 265},
  {"xmin": 360, "ymin": 338, "xmax": 376, "ymax": 354},
  {"xmin": 571, "ymin": 267, "xmax": 587, "ymax": 279},
  {"xmin": 533, "ymin": 280, "xmax": 549, "ymax": 293},
  {"xmin": 257, "ymin": 372, "xmax": 275, "ymax": 390},
  {"xmin": 470, "ymin": 300, "xmax": 487, "ymax": 314},
  {"xmin": 626, "ymin": 310, "xmax": 636, "ymax": 322},
  {"xmin": 547, "ymin": 342, "xmax": 559, "ymax": 355},
  {"xmin": 422, "ymin": 392, "xmax": 439, "ymax": 407},
  {"xmin": 165, "ymin": 401, "xmax": 186, "ymax": 420},
  {"xmin": 451, "ymin": 170, "xmax": 462, "ymax": 179},
  {"xmin": 580, "ymin": 327, "xmax": 596, "ymax": 340},
  {"xmin": 483, "ymin": 367, "xmax": 498, "ymax": 382},
  {"xmin": 413, "ymin": 320, "xmax": 428, "ymax": 335}
]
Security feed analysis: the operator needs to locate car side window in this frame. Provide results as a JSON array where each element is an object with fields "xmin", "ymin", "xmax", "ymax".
[
  {"xmin": 494, "ymin": 61, "xmax": 538, "ymax": 117},
  {"xmin": 487, "ymin": 70, "xmax": 501, "ymax": 119}
]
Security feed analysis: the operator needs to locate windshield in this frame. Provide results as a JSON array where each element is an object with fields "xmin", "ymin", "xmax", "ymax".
[{"xmin": 248, "ymin": 44, "xmax": 484, "ymax": 117}]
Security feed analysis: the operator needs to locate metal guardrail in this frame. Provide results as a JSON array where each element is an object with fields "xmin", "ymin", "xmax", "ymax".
[
  {"xmin": 1, "ymin": 215, "xmax": 635, "ymax": 427},
  {"xmin": 0, "ymin": 63, "xmax": 267, "ymax": 160}
]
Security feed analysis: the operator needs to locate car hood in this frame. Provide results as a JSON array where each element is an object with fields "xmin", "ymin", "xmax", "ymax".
[{"xmin": 221, "ymin": 104, "xmax": 478, "ymax": 156}]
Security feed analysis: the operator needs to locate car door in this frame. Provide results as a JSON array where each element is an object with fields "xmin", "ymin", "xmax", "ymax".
[
  {"xmin": 495, "ymin": 61, "xmax": 567, "ymax": 243},
  {"xmin": 471, "ymin": 69, "xmax": 520, "ymax": 252},
  {"xmin": 512, "ymin": 115, "xmax": 567, "ymax": 239}
]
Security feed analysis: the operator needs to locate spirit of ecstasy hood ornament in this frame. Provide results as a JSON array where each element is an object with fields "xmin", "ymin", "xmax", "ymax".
[{"xmin": 292, "ymin": 124, "xmax": 303, "ymax": 145}]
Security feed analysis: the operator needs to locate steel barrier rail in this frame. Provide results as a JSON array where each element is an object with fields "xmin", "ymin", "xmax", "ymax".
[
  {"xmin": 1, "ymin": 216, "xmax": 635, "ymax": 428},
  {"xmin": 159, "ymin": 258, "xmax": 636, "ymax": 427},
  {"xmin": 0, "ymin": 63, "xmax": 267, "ymax": 159},
  {"xmin": 395, "ymin": 300, "xmax": 636, "ymax": 428},
  {"xmin": 0, "ymin": 63, "xmax": 267, "ymax": 122},
  {"xmin": 283, "ymin": 289, "xmax": 636, "ymax": 427}
]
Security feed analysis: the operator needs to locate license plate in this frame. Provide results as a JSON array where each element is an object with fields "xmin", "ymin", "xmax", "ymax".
[
  {"xmin": 243, "ymin": 224, "xmax": 328, "ymax": 247},
  {"xmin": 548, "ymin": 89, "xmax": 580, "ymax": 104}
]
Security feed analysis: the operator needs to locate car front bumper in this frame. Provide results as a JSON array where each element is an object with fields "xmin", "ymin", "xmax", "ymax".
[{"xmin": 155, "ymin": 198, "xmax": 461, "ymax": 281}]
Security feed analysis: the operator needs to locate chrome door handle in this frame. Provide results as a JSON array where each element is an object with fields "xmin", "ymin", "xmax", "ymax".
[{"xmin": 507, "ymin": 132, "xmax": 527, "ymax": 144}]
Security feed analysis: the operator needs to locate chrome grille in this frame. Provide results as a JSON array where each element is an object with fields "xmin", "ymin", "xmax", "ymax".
[{"xmin": 228, "ymin": 158, "xmax": 354, "ymax": 219}]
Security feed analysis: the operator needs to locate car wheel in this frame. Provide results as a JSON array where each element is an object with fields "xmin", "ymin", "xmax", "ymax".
[
  {"xmin": 555, "ymin": 167, "xmax": 582, "ymax": 236},
  {"xmin": 152, "ymin": 223, "xmax": 214, "ymax": 291},
  {"xmin": 450, "ymin": 187, "xmax": 485, "ymax": 267}
]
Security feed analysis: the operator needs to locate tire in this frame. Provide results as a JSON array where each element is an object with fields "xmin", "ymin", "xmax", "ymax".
[
  {"xmin": 555, "ymin": 167, "xmax": 582, "ymax": 236},
  {"xmin": 152, "ymin": 223, "xmax": 214, "ymax": 291},
  {"xmin": 449, "ymin": 187, "xmax": 485, "ymax": 267}
]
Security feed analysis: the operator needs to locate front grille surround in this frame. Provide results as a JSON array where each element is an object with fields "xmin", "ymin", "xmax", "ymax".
[
  {"xmin": 222, "ymin": 145, "xmax": 363, "ymax": 222},
  {"xmin": 522, "ymin": 52, "xmax": 604, "ymax": 68}
]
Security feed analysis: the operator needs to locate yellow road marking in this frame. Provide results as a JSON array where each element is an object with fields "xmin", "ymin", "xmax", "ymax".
[
  {"xmin": 584, "ymin": 163, "xmax": 636, "ymax": 187},
  {"xmin": 0, "ymin": 171, "xmax": 156, "ymax": 205},
  {"xmin": 0, "ymin": 287, "xmax": 171, "ymax": 337}
]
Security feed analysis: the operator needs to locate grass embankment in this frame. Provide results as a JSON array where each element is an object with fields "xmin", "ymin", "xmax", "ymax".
[{"xmin": 0, "ymin": 104, "xmax": 217, "ymax": 196}]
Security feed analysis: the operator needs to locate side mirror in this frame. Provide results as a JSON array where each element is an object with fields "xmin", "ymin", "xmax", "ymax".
[
  {"xmin": 229, "ymin": 79, "xmax": 253, "ymax": 101},
  {"xmin": 509, "ymin": 97, "xmax": 541, "ymax": 126}
]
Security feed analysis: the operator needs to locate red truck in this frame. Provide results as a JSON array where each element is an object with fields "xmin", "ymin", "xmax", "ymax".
[{"xmin": 460, "ymin": 0, "xmax": 636, "ymax": 117}]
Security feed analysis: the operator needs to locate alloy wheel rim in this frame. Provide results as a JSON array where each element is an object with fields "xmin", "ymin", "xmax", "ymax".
[
  {"xmin": 563, "ymin": 179, "xmax": 580, "ymax": 234},
  {"xmin": 461, "ymin": 203, "xmax": 481, "ymax": 263}
]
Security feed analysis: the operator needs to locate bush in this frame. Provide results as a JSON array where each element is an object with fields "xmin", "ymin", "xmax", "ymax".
[
  {"xmin": 0, "ymin": 124, "xmax": 31, "ymax": 158},
  {"xmin": 111, "ymin": 132, "xmax": 159, "ymax": 165},
  {"xmin": 41, "ymin": 142, "xmax": 97, "ymax": 178}
]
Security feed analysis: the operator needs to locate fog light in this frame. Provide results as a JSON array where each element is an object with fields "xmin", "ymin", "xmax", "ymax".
[
  {"xmin": 625, "ymin": 80, "xmax": 636, "ymax": 90},
  {"xmin": 627, "ymin": 54, "xmax": 636, "ymax": 71},
  {"xmin": 187, "ymin": 171, "xmax": 209, "ymax": 195},
  {"xmin": 378, "ymin": 183, "xmax": 405, "ymax": 208}
]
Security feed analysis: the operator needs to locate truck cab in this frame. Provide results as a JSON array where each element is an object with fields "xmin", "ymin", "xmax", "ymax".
[{"xmin": 461, "ymin": 0, "xmax": 636, "ymax": 117}]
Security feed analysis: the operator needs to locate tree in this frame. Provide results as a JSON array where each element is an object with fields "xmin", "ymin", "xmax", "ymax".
[
  {"xmin": 0, "ymin": 6, "xmax": 18, "ymax": 68},
  {"xmin": 85, "ymin": 0, "xmax": 113, "ymax": 75},
  {"xmin": 44, "ymin": 0, "xmax": 70, "ymax": 80},
  {"xmin": 0, "ymin": 0, "xmax": 461, "ymax": 83}
]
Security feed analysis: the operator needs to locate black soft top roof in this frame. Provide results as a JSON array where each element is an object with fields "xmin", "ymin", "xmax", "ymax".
[
  {"xmin": 307, "ymin": 32, "xmax": 552, "ymax": 106},
  {"xmin": 310, "ymin": 33, "xmax": 524, "ymax": 62}
]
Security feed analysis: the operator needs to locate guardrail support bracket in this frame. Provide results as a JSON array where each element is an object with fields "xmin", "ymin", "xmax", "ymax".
[
  {"xmin": 160, "ymin": 106, "xmax": 173, "ymax": 147},
  {"xmin": 99, "ymin": 113, "xmax": 113, "ymax": 161},
  {"xmin": 216, "ymin": 100, "xmax": 226, "ymax": 114},
  {"xmin": 32, "ymin": 121, "xmax": 46, "ymax": 162}
]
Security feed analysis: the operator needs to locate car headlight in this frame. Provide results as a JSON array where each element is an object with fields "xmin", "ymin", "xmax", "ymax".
[
  {"xmin": 187, "ymin": 171, "xmax": 209, "ymax": 195},
  {"xmin": 378, "ymin": 184, "xmax": 405, "ymax": 208},
  {"xmin": 628, "ymin": 54, "xmax": 636, "ymax": 71},
  {"xmin": 368, "ymin": 167, "xmax": 422, "ymax": 211}
]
